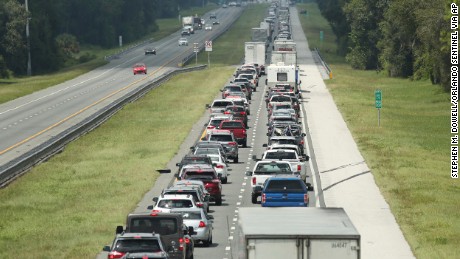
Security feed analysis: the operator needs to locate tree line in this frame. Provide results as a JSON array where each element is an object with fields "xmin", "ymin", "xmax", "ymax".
[
  {"xmin": 0, "ymin": 0, "xmax": 216, "ymax": 77},
  {"xmin": 316, "ymin": 0, "xmax": 454, "ymax": 90}
]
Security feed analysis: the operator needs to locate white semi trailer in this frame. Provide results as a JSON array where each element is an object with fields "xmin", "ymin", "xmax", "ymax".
[
  {"xmin": 244, "ymin": 42, "xmax": 266, "ymax": 66},
  {"xmin": 235, "ymin": 207, "xmax": 361, "ymax": 259}
]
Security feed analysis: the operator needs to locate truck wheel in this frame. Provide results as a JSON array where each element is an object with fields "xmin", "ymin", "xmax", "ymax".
[
  {"xmin": 251, "ymin": 194, "xmax": 258, "ymax": 204},
  {"xmin": 216, "ymin": 197, "xmax": 222, "ymax": 206}
]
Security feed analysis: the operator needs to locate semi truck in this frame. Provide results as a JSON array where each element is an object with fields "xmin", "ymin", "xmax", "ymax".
[
  {"xmin": 235, "ymin": 207, "xmax": 361, "ymax": 259},
  {"xmin": 182, "ymin": 16, "xmax": 194, "ymax": 34},
  {"xmin": 244, "ymin": 42, "xmax": 266, "ymax": 67}
]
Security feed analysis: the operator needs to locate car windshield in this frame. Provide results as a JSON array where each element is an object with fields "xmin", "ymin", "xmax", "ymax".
[
  {"xmin": 185, "ymin": 171, "xmax": 215, "ymax": 180},
  {"xmin": 129, "ymin": 218, "xmax": 178, "ymax": 235},
  {"xmin": 173, "ymin": 211, "xmax": 202, "ymax": 220},
  {"xmin": 114, "ymin": 239, "xmax": 161, "ymax": 253},
  {"xmin": 271, "ymin": 139, "xmax": 297, "ymax": 145},
  {"xmin": 265, "ymin": 152, "xmax": 297, "ymax": 160},
  {"xmin": 274, "ymin": 104, "xmax": 292, "ymax": 110},
  {"xmin": 212, "ymin": 101, "xmax": 233, "ymax": 108},
  {"xmin": 209, "ymin": 134, "xmax": 233, "ymax": 142},
  {"xmin": 158, "ymin": 199, "xmax": 193, "ymax": 208},
  {"xmin": 265, "ymin": 180, "xmax": 305, "ymax": 193},
  {"xmin": 254, "ymin": 163, "xmax": 292, "ymax": 174},
  {"xmin": 225, "ymin": 86, "xmax": 242, "ymax": 92},
  {"xmin": 182, "ymin": 157, "xmax": 209, "ymax": 164},
  {"xmin": 195, "ymin": 148, "xmax": 219, "ymax": 155},
  {"xmin": 221, "ymin": 121, "xmax": 243, "ymax": 128},
  {"xmin": 271, "ymin": 96, "xmax": 291, "ymax": 102}
]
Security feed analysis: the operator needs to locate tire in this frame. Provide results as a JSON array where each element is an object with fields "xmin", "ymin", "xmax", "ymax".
[
  {"xmin": 215, "ymin": 197, "xmax": 222, "ymax": 205},
  {"xmin": 203, "ymin": 233, "xmax": 212, "ymax": 247},
  {"xmin": 234, "ymin": 156, "xmax": 239, "ymax": 163},
  {"xmin": 243, "ymin": 139, "xmax": 247, "ymax": 148},
  {"xmin": 251, "ymin": 194, "xmax": 257, "ymax": 204},
  {"xmin": 221, "ymin": 177, "xmax": 228, "ymax": 184}
]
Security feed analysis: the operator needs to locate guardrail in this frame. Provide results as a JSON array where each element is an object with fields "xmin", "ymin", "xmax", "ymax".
[
  {"xmin": 314, "ymin": 47, "xmax": 332, "ymax": 79},
  {"xmin": 0, "ymin": 65, "xmax": 207, "ymax": 188}
]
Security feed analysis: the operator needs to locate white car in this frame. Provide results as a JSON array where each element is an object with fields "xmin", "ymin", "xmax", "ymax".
[
  {"xmin": 151, "ymin": 194, "xmax": 198, "ymax": 213},
  {"xmin": 205, "ymin": 24, "xmax": 212, "ymax": 31},
  {"xmin": 178, "ymin": 37, "xmax": 188, "ymax": 46},
  {"xmin": 207, "ymin": 154, "xmax": 228, "ymax": 184}
]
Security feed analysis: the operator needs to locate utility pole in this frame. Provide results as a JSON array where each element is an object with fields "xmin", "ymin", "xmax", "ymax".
[{"xmin": 25, "ymin": 0, "xmax": 32, "ymax": 76}]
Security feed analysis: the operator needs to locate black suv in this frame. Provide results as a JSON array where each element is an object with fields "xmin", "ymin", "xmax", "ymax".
[
  {"xmin": 116, "ymin": 212, "xmax": 194, "ymax": 259},
  {"xmin": 176, "ymin": 155, "xmax": 213, "ymax": 172}
]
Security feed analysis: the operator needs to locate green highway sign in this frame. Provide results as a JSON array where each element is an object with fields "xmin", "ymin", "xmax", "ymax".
[
  {"xmin": 375, "ymin": 90, "xmax": 382, "ymax": 108},
  {"xmin": 320, "ymin": 31, "xmax": 324, "ymax": 41}
]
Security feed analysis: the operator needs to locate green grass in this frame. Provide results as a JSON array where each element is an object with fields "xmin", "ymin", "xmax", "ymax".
[
  {"xmin": 0, "ymin": 4, "xmax": 268, "ymax": 258},
  {"xmin": 297, "ymin": 3, "xmax": 459, "ymax": 258}
]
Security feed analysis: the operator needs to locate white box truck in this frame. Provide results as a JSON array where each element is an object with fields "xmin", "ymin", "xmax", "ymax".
[
  {"xmin": 266, "ymin": 62, "xmax": 297, "ymax": 88},
  {"xmin": 271, "ymin": 51, "xmax": 297, "ymax": 66},
  {"xmin": 245, "ymin": 42, "xmax": 266, "ymax": 66},
  {"xmin": 182, "ymin": 16, "xmax": 194, "ymax": 33},
  {"xmin": 235, "ymin": 207, "xmax": 361, "ymax": 259}
]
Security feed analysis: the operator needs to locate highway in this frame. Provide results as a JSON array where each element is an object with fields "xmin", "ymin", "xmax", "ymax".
[{"xmin": 0, "ymin": 7, "xmax": 243, "ymax": 181}]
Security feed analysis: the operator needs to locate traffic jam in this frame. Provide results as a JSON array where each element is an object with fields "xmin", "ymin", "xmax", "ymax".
[{"xmin": 101, "ymin": 3, "xmax": 316, "ymax": 259}]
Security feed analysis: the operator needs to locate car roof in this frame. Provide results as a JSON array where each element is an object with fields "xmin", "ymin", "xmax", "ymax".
[
  {"xmin": 160, "ymin": 194, "xmax": 194, "ymax": 199},
  {"xmin": 117, "ymin": 232, "xmax": 161, "ymax": 239},
  {"xmin": 174, "ymin": 180, "xmax": 206, "ymax": 187},
  {"xmin": 170, "ymin": 208, "xmax": 204, "ymax": 214}
]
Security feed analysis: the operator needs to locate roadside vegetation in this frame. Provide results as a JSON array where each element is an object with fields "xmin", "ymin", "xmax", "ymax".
[
  {"xmin": 298, "ymin": 3, "xmax": 458, "ymax": 258},
  {"xmin": 0, "ymin": 5, "xmax": 267, "ymax": 258}
]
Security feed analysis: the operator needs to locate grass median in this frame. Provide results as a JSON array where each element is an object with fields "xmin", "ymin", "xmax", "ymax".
[
  {"xmin": 0, "ymin": 4, "xmax": 267, "ymax": 258},
  {"xmin": 297, "ymin": 3, "xmax": 458, "ymax": 258}
]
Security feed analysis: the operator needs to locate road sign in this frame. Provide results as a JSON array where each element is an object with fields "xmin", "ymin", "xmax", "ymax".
[
  {"xmin": 375, "ymin": 90, "xmax": 382, "ymax": 108},
  {"xmin": 205, "ymin": 40, "xmax": 212, "ymax": 51},
  {"xmin": 320, "ymin": 31, "xmax": 324, "ymax": 41}
]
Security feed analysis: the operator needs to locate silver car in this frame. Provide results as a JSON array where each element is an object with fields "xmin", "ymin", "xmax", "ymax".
[
  {"xmin": 178, "ymin": 37, "xmax": 188, "ymax": 46},
  {"xmin": 170, "ymin": 208, "xmax": 213, "ymax": 247}
]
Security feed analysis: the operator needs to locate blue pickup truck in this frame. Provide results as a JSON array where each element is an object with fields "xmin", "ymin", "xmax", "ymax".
[{"xmin": 260, "ymin": 175, "xmax": 314, "ymax": 207}]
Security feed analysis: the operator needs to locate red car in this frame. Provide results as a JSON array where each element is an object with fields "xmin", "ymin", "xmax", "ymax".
[
  {"xmin": 133, "ymin": 63, "xmax": 147, "ymax": 75},
  {"xmin": 180, "ymin": 165, "xmax": 222, "ymax": 205},
  {"xmin": 219, "ymin": 120, "xmax": 247, "ymax": 147}
]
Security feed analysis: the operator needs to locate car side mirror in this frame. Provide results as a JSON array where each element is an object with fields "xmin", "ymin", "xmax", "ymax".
[
  {"xmin": 152, "ymin": 197, "xmax": 159, "ymax": 203},
  {"xmin": 302, "ymin": 133, "xmax": 306, "ymax": 137},
  {"xmin": 103, "ymin": 245, "xmax": 111, "ymax": 252},
  {"xmin": 245, "ymin": 171, "xmax": 253, "ymax": 176},
  {"xmin": 262, "ymin": 144, "xmax": 268, "ymax": 147},
  {"xmin": 303, "ymin": 155, "xmax": 310, "ymax": 161},
  {"xmin": 147, "ymin": 205, "xmax": 154, "ymax": 210},
  {"xmin": 207, "ymin": 215, "xmax": 214, "ymax": 220},
  {"xmin": 205, "ymin": 104, "xmax": 210, "ymax": 108},
  {"xmin": 115, "ymin": 225, "xmax": 124, "ymax": 234},
  {"xmin": 306, "ymin": 182, "xmax": 314, "ymax": 191}
]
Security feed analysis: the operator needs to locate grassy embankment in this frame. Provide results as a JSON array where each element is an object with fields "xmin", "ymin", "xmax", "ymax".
[
  {"xmin": 297, "ymin": 3, "xmax": 458, "ymax": 259},
  {"xmin": 0, "ymin": 5, "xmax": 268, "ymax": 259}
]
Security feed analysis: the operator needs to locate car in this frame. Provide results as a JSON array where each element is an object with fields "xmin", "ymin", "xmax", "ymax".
[
  {"xmin": 219, "ymin": 120, "xmax": 247, "ymax": 147},
  {"xmin": 133, "ymin": 63, "xmax": 147, "ymax": 75},
  {"xmin": 162, "ymin": 186, "xmax": 210, "ymax": 213},
  {"xmin": 151, "ymin": 194, "xmax": 199, "ymax": 213},
  {"xmin": 206, "ymin": 153, "xmax": 229, "ymax": 184},
  {"xmin": 204, "ymin": 24, "xmax": 212, "ymax": 31},
  {"xmin": 209, "ymin": 13, "xmax": 217, "ymax": 19},
  {"xmin": 212, "ymin": 20, "xmax": 220, "ymax": 25},
  {"xmin": 170, "ymin": 208, "xmax": 214, "ymax": 247},
  {"xmin": 181, "ymin": 30, "xmax": 190, "ymax": 36},
  {"xmin": 178, "ymin": 38, "xmax": 188, "ymax": 46},
  {"xmin": 205, "ymin": 129, "xmax": 239, "ymax": 163},
  {"xmin": 178, "ymin": 164, "xmax": 222, "ymax": 205},
  {"xmin": 176, "ymin": 154, "xmax": 213, "ymax": 173},
  {"xmin": 144, "ymin": 47, "xmax": 156, "ymax": 55},
  {"xmin": 103, "ymin": 232, "xmax": 169, "ymax": 259},
  {"xmin": 115, "ymin": 212, "xmax": 194, "ymax": 259},
  {"xmin": 203, "ymin": 115, "xmax": 233, "ymax": 130},
  {"xmin": 222, "ymin": 4, "xmax": 227, "ymax": 8},
  {"xmin": 260, "ymin": 175, "xmax": 314, "ymax": 207}
]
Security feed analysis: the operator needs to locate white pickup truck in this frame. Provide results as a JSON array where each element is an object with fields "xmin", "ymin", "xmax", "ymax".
[
  {"xmin": 246, "ymin": 160, "xmax": 295, "ymax": 204},
  {"xmin": 253, "ymin": 149, "xmax": 309, "ymax": 182}
]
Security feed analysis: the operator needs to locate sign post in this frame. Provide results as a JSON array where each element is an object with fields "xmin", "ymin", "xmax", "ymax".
[
  {"xmin": 193, "ymin": 43, "xmax": 199, "ymax": 64},
  {"xmin": 205, "ymin": 40, "xmax": 212, "ymax": 68},
  {"xmin": 375, "ymin": 89, "xmax": 382, "ymax": 126}
]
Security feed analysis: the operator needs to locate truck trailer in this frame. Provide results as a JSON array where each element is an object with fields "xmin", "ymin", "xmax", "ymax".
[
  {"xmin": 245, "ymin": 42, "xmax": 266, "ymax": 67},
  {"xmin": 235, "ymin": 207, "xmax": 361, "ymax": 259},
  {"xmin": 252, "ymin": 28, "xmax": 269, "ymax": 46}
]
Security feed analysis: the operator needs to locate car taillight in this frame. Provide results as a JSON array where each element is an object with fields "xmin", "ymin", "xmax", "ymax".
[
  {"xmin": 108, "ymin": 251, "xmax": 125, "ymax": 259},
  {"xmin": 215, "ymin": 164, "xmax": 224, "ymax": 169},
  {"xmin": 240, "ymin": 111, "xmax": 246, "ymax": 115},
  {"xmin": 242, "ymin": 129, "xmax": 246, "ymax": 135},
  {"xmin": 196, "ymin": 202, "xmax": 203, "ymax": 207},
  {"xmin": 224, "ymin": 111, "xmax": 231, "ymax": 114},
  {"xmin": 300, "ymin": 139, "xmax": 304, "ymax": 145},
  {"xmin": 185, "ymin": 237, "xmax": 191, "ymax": 244},
  {"xmin": 207, "ymin": 125, "xmax": 215, "ymax": 129},
  {"xmin": 229, "ymin": 142, "xmax": 237, "ymax": 146},
  {"xmin": 252, "ymin": 177, "xmax": 256, "ymax": 185},
  {"xmin": 297, "ymin": 164, "xmax": 301, "ymax": 171},
  {"xmin": 261, "ymin": 193, "xmax": 266, "ymax": 204},
  {"xmin": 152, "ymin": 209, "xmax": 161, "ymax": 213},
  {"xmin": 199, "ymin": 221, "xmax": 206, "ymax": 228},
  {"xmin": 304, "ymin": 194, "xmax": 309, "ymax": 204}
]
